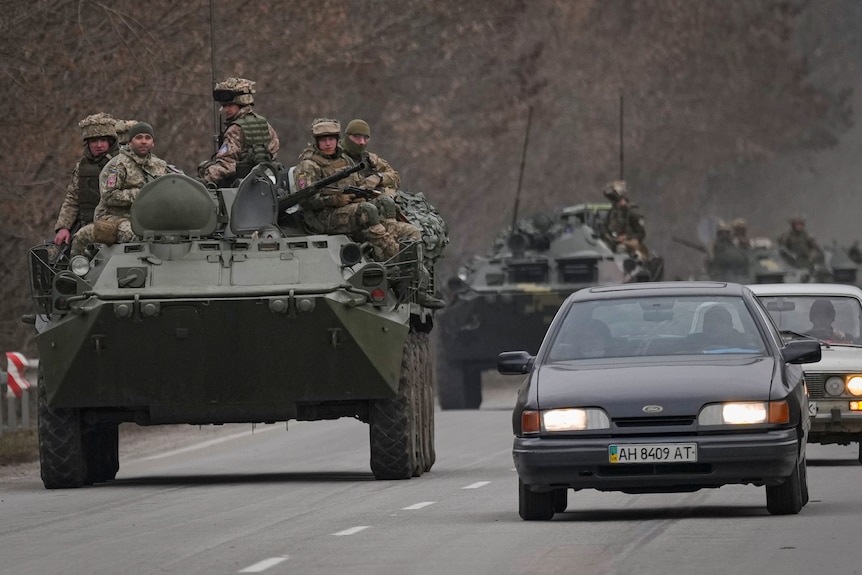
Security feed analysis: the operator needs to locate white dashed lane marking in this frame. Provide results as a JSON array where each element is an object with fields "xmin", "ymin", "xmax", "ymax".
[
  {"xmin": 462, "ymin": 481, "xmax": 491, "ymax": 489},
  {"xmin": 402, "ymin": 501, "xmax": 435, "ymax": 510},
  {"xmin": 333, "ymin": 526, "xmax": 370, "ymax": 536},
  {"xmin": 238, "ymin": 556, "xmax": 288, "ymax": 573}
]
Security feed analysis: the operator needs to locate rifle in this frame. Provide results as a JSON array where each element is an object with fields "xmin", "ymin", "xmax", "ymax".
[
  {"xmin": 672, "ymin": 236, "xmax": 708, "ymax": 254},
  {"xmin": 342, "ymin": 185, "xmax": 410, "ymax": 223},
  {"xmin": 277, "ymin": 156, "xmax": 374, "ymax": 213}
]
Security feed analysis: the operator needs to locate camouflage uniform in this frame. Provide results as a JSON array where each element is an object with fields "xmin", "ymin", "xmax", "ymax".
[
  {"xmin": 71, "ymin": 139, "xmax": 170, "ymax": 255},
  {"xmin": 778, "ymin": 216, "xmax": 823, "ymax": 268},
  {"xmin": 602, "ymin": 180, "xmax": 649, "ymax": 259},
  {"xmin": 709, "ymin": 224, "xmax": 749, "ymax": 279},
  {"xmin": 200, "ymin": 78, "xmax": 280, "ymax": 187},
  {"xmin": 295, "ymin": 119, "xmax": 401, "ymax": 261},
  {"xmin": 54, "ymin": 113, "xmax": 119, "ymax": 237},
  {"xmin": 115, "ymin": 119, "xmax": 140, "ymax": 145},
  {"xmin": 731, "ymin": 218, "xmax": 750, "ymax": 249}
]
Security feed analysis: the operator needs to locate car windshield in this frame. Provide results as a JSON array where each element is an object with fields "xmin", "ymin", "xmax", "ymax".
[
  {"xmin": 757, "ymin": 295, "xmax": 862, "ymax": 344},
  {"xmin": 546, "ymin": 295, "xmax": 768, "ymax": 361}
]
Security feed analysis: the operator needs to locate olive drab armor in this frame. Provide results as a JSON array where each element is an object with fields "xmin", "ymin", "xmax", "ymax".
[
  {"xmin": 77, "ymin": 148, "xmax": 116, "ymax": 225},
  {"xmin": 224, "ymin": 112, "xmax": 274, "ymax": 179}
]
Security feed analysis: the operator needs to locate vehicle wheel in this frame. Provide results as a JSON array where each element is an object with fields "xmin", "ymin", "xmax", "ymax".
[
  {"xmin": 800, "ymin": 454, "xmax": 810, "ymax": 506},
  {"xmin": 370, "ymin": 332, "xmax": 419, "ymax": 480},
  {"xmin": 858, "ymin": 442, "xmax": 862, "ymax": 465},
  {"xmin": 519, "ymin": 479, "xmax": 555, "ymax": 520},
  {"xmin": 553, "ymin": 488, "xmax": 568, "ymax": 513},
  {"xmin": 416, "ymin": 332, "xmax": 436, "ymax": 472},
  {"xmin": 37, "ymin": 379, "xmax": 86, "ymax": 489},
  {"xmin": 436, "ymin": 357, "xmax": 482, "ymax": 410},
  {"xmin": 83, "ymin": 423, "xmax": 120, "ymax": 484},
  {"xmin": 409, "ymin": 333, "xmax": 425, "ymax": 478},
  {"xmin": 765, "ymin": 455, "xmax": 804, "ymax": 515}
]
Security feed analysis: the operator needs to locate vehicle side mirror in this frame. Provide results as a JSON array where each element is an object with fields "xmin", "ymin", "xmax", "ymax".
[
  {"xmin": 497, "ymin": 351, "xmax": 534, "ymax": 375},
  {"xmin": 781, "ymin": 339, "xmax": 822, "ymax": 364}
]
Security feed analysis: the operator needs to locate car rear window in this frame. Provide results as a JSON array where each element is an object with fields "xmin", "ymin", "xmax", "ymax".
[{"xmin": 547, "ymin": 295, "xmax": 767, "ymax": 361}]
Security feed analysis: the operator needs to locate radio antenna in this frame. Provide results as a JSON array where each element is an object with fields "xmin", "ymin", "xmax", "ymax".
[{"xmin": 509, "ymin": 106, "xmax": 533, "ymax": 236}]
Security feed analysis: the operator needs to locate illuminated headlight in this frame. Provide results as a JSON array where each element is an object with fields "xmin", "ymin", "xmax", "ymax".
[
  {"xmin": 825, "ymin": 376, "xmax": 845, "ymax": 396},
  {"xmin": 69, "ymin": 255, "xmax": 90, "ymax": 277},
  {"xmin": 698, "ymin": 401, "xmax": 789, "ymax": 425},
  {"xmin": 528, "ymin": 408, "xmax": 610, "ymax": 432},
  {"xmin": 847, "ymin": 376, "xmax": 862, "ymax": 396}
]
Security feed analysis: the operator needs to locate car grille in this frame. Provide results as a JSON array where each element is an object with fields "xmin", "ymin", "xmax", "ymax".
[
  {"xmin": 613, "ymin": 416, "xmax": 696, "ymax": 427},
  {"xmin": 597, "ymin": 463, "xmax": 712, "ymax": 476},
  {"xmin": 805, "ymin": 373, "xmax": 827, "ymax": 399}
]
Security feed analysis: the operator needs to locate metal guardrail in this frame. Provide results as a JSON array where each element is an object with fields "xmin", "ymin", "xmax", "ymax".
[{"xmin": 1, "ymin": 367, "xmax": 39, "ymax": 435}]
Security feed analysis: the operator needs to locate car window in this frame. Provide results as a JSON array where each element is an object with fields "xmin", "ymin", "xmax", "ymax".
[
  {"xmin": 757, "ymin": 295, "xmax": 862, "ymax": 344},
  {"xmin": 546, "ymin": 295, "xmax": 767, "ymax": 361}
]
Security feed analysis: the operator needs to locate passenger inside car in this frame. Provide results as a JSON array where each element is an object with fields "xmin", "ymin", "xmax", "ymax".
[{"xmin": 687, "ymin": 306, "xmax": 748, "ymax": 351}]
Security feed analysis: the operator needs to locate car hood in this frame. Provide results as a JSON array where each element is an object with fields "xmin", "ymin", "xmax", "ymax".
[
  {"xmin": 805, "ymin": 345, "xmax": 862, "ymax": 372},
  {"xmin": 536, "ymin": 357, "xmax": 778, "ymax": 417}
]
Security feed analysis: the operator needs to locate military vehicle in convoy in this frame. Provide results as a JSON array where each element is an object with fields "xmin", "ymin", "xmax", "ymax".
[
  {"xmin": 436, "ymin": 202, "xmax": 664, "ymax": 409},
  {"xmin": 26, "ymin": 163, "xmax": 438, "ymax": 488}
]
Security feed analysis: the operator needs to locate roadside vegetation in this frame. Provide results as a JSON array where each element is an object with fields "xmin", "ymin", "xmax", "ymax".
[{"xmin": 0, "ymin": 429, "xmax": 38, "ymax": 466}]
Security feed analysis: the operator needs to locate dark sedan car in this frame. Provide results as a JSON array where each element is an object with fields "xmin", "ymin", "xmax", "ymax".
[{"xmin": 498, "ymin": 281, "xmax": 822, "ymax": 520}]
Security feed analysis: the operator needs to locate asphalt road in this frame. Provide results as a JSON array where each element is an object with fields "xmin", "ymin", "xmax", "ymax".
[{"xmin": 2, "ymin": 382, "xmax": 862, "ymax": 575}]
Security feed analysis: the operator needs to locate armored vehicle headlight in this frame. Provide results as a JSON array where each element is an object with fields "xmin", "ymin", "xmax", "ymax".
[
  {"xmin": 340, "ymin": 243, "xmax": 363, "ymax": 267},
  {"xmin": 825, "ymin": 376, "xmax": 846, "ymax": 396},
  {"xmin": 70, "ymin": 255, "xmax": 90, "ymax": 277},
  {"xmin": 847, "ymin": 376, "xmax": 862, "ymax": 396}
]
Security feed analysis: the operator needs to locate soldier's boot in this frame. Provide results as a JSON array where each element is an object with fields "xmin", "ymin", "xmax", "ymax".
[{"xmin": 416, "ymin": 259, "xmax": 445, "ymax": 309}]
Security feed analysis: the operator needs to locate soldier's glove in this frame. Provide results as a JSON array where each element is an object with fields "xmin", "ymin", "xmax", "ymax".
[
  {"xmin": 364, "ymin": 174, "xmax": 383, "ymax": 189},
  {"xmin": 331, "ymin": 193, "xmax": 356, "ymax": 208},
  {"xmin": 53, "ymin": 228, "xmax": 71, "ymax": 245}
]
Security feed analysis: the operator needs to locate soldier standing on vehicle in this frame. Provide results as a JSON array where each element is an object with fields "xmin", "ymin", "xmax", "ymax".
[
  {"xmin": 602, "ymin": 180, "xmax": 649, "ymax": 259},
  {"xmin": 71, "ymin": 122, "xmax": 173, "ymax": 255},
  {"xmin": 198, "ymin": 77, "xmax": 280, "ymax": 187},
  {"xmin": 777, "ymin": 215, "xmax": 824, "ymax": 270},
  {"xmin": 341, "ymin": 118, "xmax": 445, "ymax": 309},
  {"xmin": 53, "ymin": 113, "xmax": 119, "ymax": 246}
]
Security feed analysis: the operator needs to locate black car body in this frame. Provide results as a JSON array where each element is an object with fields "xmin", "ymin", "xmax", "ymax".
[{"xmin": 499, "ymin": 281, "xmax": 821, "ymax": 520}]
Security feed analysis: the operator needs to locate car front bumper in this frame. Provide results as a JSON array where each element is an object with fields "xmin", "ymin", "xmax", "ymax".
[
  {"xmin": 810, "ymin": 400, "xmax": 862, "ymax": 442},
  {"xmin": 513, "ymin": 429, "xmax": 799, "ymax": 492}
]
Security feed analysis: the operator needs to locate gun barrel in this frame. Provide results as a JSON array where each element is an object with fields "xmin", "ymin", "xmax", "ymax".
[{"xmin": 278, "ymin": 160, "xmax": 370, "ymax": 212}]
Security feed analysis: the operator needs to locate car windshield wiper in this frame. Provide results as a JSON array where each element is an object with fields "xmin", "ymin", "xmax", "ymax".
[{"xmin": 780, "ymin": 329, "xmax": 830, "ymax": 348}]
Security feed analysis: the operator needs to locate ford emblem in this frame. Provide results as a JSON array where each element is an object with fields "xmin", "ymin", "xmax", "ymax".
[{"xmin": 642, "ymin": 405, "xmax": 663, "ymax": 413}]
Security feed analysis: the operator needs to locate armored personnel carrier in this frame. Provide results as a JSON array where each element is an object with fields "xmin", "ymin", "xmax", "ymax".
[
  {"xmin": 436, "ymin": 202, "xmax": 664, "ymax": 409},
  {"xmin": 26, "ymin": 163, "xmax": 437, "ymax": 488}
]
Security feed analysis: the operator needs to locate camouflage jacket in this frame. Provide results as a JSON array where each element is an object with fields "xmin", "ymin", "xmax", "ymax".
[
  {"xmin": 605, "ymin": 205, "xmax": 646, "ymax": 242},
  {"xmin": 295, "ymin": 145, "xmax": 365, "ymax": 210},
  {"xmin": 54, "ymin": 145, "xmax": 118, "ymax": 231},
  {"xmin": 202, "ymin": 107, "xmax": 279, "ymax": 185},
  {"xmin": 345, "ymin": 150, "xmax": 400, "ymax": 195},
  {"xmin": 94, "ymin": 145, "xmax": 170, "ymax": 221},
  {"xmin": 778, "ymin": 230, "xmax": 823, "ymax": 265}
]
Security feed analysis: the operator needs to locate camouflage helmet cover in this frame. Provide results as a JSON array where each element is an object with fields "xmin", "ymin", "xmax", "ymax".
[
  {"xmin": 78, "ymin": 112, "xmax": 118, "ymax": 141},
  {"xmin": 311, "ymin": 118, "xmax": 341, "ymax": 138},
  {"xmin": 114, "ymin": 119, "xmax": 140, "ymax": 145},
  {"xmin": 213, "ymin": 77, "xmax": 256, "ymax": 106},
  {"xmin": 717, "ymin": 221, "xmax": 732, "ymax": 233},
  {"xmin": 789, "ymin": 215, "xmax": 806, "ymax": 225},
  {"xmin": 602, "ymin": 180, "xmax": 627, "ymax": 202},
  {"xmin": 731, "ymin": 217, "xmax": 747, "ymax": 229}
]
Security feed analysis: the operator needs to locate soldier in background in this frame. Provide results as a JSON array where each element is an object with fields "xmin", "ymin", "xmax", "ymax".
[
  {"xmin": 71, "ymin": 122, "xmax": 173, "ymax": 255},
  {"xmin": 53, "ymin": 113, "xmax": 119, "ymax": 246},
  {"xmin": 115, "ymin": 119, "xmax": 139, "ymax": 145},
  {"xmin": 709, "ymin": 222, "xmax": 749, "ymax": 279},
  {"xmin": 778, "ymin": 215, "xmax": 824, "ymax": 270},
  {"xmin": 731, "ymin": 218, "xmax": 751, "ymax": 249},
  {"xmin": 602, "ymin": 180, "xmax": 649, "ymax": 259},
  {"xmin": 198, "ymin": 77, "xmax": 279, "ymax": 187}
]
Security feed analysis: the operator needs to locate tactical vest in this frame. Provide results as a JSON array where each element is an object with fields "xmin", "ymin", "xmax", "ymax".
[
  {"xmin": 77, "ymin": 152, "xmax": 113, "ymax": 224},
  {"xmin": 225, "ymin": 113, "xmax": 274, "ymax": 178}
]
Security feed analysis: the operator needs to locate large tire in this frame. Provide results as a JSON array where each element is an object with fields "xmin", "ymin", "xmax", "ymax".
[
  {"xmin": 419, "ymin": 333, "xmax": 436, "ymax": 471},
  {"xmin": 519, "ymin": 478, "xmax": 555, "ymax": 521},
  {"xmin": 37, "ymin": 380, "xmax": 86, "ymax": 489},
  {"xmin": 437, "ymin": 357, "xmax": 482, "ymax": 410},
  {"xmin": 766, "ymin": 455, "xmax": 804, "ymax": 515},
  {"xmin": 370, "ymin": 332, "xmax": 420, "ymax": 480},
  {"xmin": 83, "ymin": 423, "xmax": 120, "ymax": 484}
]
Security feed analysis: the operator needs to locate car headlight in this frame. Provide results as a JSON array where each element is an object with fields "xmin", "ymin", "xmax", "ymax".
[
  {"xmin": 69, "ymin": 255, "xmax": 90, "ymax": 277},
  {"xmin": 698, "ymin": 401, "xmax": 789, "ymax": 425},
  {"xmin": 825, "ymin": 376, "xmax": 845, "ymax": 396},
  {"xmin": 845, "ymin": 376, "xmax": 862, "ymax": 396},
  {"xmin": 522, "ymin": 408, "xmax": 610, "ymax": 433}
]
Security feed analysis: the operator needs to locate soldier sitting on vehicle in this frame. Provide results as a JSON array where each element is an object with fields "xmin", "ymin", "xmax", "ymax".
[
  {"xmin": 778, "ymin": 216, "xmax": 825, "ymax": 272},
  {"xmin": 708, "ymin": 223, "xmax": 749, "ymax": 280},
  {"xmin": 602, "ymin": 180, "xmax": 649, "ymax": 260},
  {"xmin": 731, "ymin": 218, "xmax": 751, "ymax": 249}
]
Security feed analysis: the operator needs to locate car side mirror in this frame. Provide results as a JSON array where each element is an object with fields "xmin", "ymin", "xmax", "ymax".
[
  {"xmin": 781, "ymin": 339, "xmax": 822, "ymax": 364},
  {"xmin": 497, "ymin": 351, "xmax": 534, "ymax": 375}
]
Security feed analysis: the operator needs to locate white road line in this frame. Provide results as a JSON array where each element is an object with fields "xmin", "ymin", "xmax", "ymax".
[
  {"xmin": 462, "ymin": 481, "xmax": 491, "ymax": 489},
  {"xmin": 132, "ymin": 425, "xmax": 282, "ymax": 462},
  {"xmin": 238, "ymin": 556, "xmax": 289, "ymax": 573},
  {"xmin": 402, "ymin": 501, "xmax": 435, "ymax": 510},
  {"xmin": 333, "ymin": 526, "xmax": 370, "ymax": 536}
]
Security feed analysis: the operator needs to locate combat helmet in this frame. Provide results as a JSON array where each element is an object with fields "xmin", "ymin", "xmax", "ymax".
[
  {"xmin": 789, "ymin": 215, "xmax": 806, "ymax": 226},
  {"xmin": 213, "ymin": 77, "xmax": 256, "ymax": 106},
  {"xmin": 602, "ymin": 180, "xmax": 627, "ymax": 203},
  {"xmin": 114, "ymin": 119, "xmax": 140, "ymax": 145},
  {"xmin": 311, "ymin": 118, "xmax": 341, "ymax": 138},
  {"xmin": 78, "ymin": 113, "xmax": 118, "ymax": 142},
  {"xmin": 731, "ymin": 217, "xmax": 747, "ymax": 230}
]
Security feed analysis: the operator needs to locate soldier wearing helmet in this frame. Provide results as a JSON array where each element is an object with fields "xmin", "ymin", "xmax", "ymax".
[
  {"xmin": 52, "ymin": 113, "xmax": 120, "ymax": 246},
  {"xmin": 294, "ymin": 118, "xmax": 408, "ymax": 264},
  {"xmin": 602, "ymin": 180, "xmax": 649, "ymax": 259},
  {"xmin": 730, "ymin": 217, "xmax": 750, "ymax": 249},
  {"xmin": 708, "ymin": 221, "xmax": 749, "ymax": 279},
  {"xmin": 777, "ymin": 215, "xmax": 824, "ymax": 270},
  {"xmin": 198, "ymin": 77, "xmax": 280, "ymax": 187}
]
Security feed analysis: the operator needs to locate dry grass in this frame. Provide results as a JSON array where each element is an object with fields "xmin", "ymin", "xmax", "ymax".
[{"xmin": 0, "ymin": 429, "xmax": 39, "ymax": 466}]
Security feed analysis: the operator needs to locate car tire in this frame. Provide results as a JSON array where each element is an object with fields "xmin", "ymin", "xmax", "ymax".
[
  {"xmin": 553, "ymin": 488, "xmax": 568, "ymax": 513},
  {"xmin": 519, "ymin": 479, "xmax": 555, "ymax": 521},
  {"xmin": 765, "ymin": 455, "xmax": 804, "ymax": 515}
]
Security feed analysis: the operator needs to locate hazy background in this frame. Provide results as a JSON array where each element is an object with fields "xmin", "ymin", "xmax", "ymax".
[{"xmin": 2, "ymin": 0, "xmax": 860, "ymax": 354}]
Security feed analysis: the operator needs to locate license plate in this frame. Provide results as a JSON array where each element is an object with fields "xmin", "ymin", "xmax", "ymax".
[
  {"xmin": 808, "ymin": 401, "xmax": 818, "ymax": 417},
  {"xmin": 609, "ymin": 443, "xmax": 697, "ymax": 464}
]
